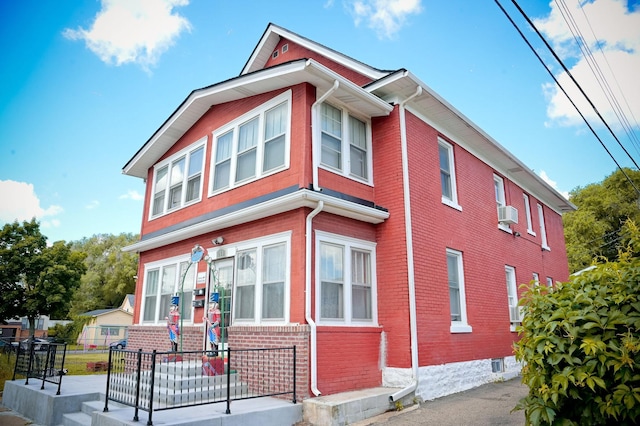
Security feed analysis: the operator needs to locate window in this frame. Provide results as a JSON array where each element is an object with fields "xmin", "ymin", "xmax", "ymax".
[
  {"xmin": 439, "ymin": 139, "xmax": 460, "ymax": 209},
  {"xmin": 494, "ymin": 174, "xmax": 510, "ymax": 231},
  {"xmin": 546, "ymin": 277, "xmax": 553, "ymax": 287},
  {"xmin": 523, "ymin": 194, "xmax": 535, "ymax": 235},
  {"xmin": 100, "ymin": 327, "xmax": 120, "ymax": 336},
  {"xmin": 151, "ymin": 140, "xmax": 206, "ymax": 217},
  {"xmin": 505, "ymin": 265, "xmax": 521, "ymax": 330},
  {"xmin": 210, "ymin": 91, "xmax": 290, "ymax": 194},
  {"xmin": 537, "ymin": 203, "xmax": 550, "ymax": 250},
  {"xmin": 141, "ymin": 257, "xmax": 196, "ymax": 324},
  {"xmin": 447, "ymin": 249, "xmax": 471, "ymax": 333},
  {"xmin": 234, "ymin": 233, "xmax": 290, "ymax": 323},
  {"xmin": 319, "ymin": 102, "xmax": 371, "ymax": 182},
  {"xmin": 316, "ymin": 232, "xmax": 376, "ymax": 325},
  {"xmin": 532, "ymin": 272, "xmax": 540, "ymax": 286}
]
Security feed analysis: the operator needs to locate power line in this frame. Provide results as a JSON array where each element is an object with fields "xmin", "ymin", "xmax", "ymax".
[{"xmin": 493, "ymin": 0, "xmax": 640, "ymax": 197}]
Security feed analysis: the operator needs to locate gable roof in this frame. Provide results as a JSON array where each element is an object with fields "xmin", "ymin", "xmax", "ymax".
[{"xmin": 80, "ymin": 308, "xmax": 119, "ymax": 317}]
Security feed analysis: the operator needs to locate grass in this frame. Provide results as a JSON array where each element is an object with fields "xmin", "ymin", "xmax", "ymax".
[{"xmin": 0, "ymin": 350, "xmax": 110, "ymax": 393}]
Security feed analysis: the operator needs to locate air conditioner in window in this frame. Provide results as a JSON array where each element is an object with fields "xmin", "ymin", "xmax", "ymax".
[
  {"xmin": 498, "ymin": 205, "xmax": 518, "ymax": 225},
  {"xmin": 192, "ymin": 299, "xmax": 205, "ymax": 308}
]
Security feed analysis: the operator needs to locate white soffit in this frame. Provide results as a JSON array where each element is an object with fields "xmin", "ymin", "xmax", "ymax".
[{"xmin": 123, "ymin": 59, "xmax": 392, "ymax": 179}]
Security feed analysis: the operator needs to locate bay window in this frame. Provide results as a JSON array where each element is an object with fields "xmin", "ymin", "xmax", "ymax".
[
  {"xmin": 151, "ymin": 139, "xmax": 206, "ymax": 218},
  {"xmin": 210, "ymin": 91, "xmax": 291, "ymax": 194}
]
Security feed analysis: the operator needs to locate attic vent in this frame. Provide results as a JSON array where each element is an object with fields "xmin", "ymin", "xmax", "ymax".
[
  {"xmin": 272, "ymin": 50, "xmax": 278, "ymax": 59},
  {"xmin": 282, "ymin": 44, "xmax": 288, "ymax": 53}
]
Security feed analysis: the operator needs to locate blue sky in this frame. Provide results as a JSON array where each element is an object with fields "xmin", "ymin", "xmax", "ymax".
[{"xmin": 1, "ymin": 0, "xmax": 639, "ymax": 243}]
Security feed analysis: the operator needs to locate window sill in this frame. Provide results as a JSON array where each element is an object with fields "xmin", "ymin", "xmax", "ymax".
[
  {"xmin": 542, "ymin": 245, "xmax": 551, "ymax": 251},
  {"xmin": 527, "ymin": 230, "xmax": 536, "ymax": 237},
  {"xmin": 498, "ymin": 224, "xmax": 513, "ymax": 234},
  {"xmin": 450, "ymin": 323, "xmax": 472, "ymax": 333},
  {"xmin": 510, "ymin": 323, "xmax": 521, "ymax": 332},
  {"xmin": 442, "ymin": 198, "xmax": 462, "ymax": 211}
]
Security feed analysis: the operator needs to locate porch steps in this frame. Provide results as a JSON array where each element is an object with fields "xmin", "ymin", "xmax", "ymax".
[{"xmin": 61, "ymin": 399, "xmax": 128, "ymax": 426}]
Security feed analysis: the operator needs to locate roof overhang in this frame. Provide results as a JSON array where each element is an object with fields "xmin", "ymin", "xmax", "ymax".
[
  {"xmin": 123, "ymin": 59, "xmax": 393, "ymax": 179},
  {"xmin": 367, "ymin": 70, "xmax": 576, "ymax": 214},
  {"xmin": 241, "ymin": 23, "xmax": 391, "ymax": 80},
  {"xmin": 122, "ymin": 188, "xmax": 389, "ymax": 253}
]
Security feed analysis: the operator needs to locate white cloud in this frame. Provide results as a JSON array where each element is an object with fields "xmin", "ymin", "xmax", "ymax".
[
  {"xmin": 349, "ymin": 0, "xmax": 422, "ymax": 39},
  {"xmin": 86, "ymin": 200, "xmax": 100, "ymax": 210},
  {"xmin": 0, "ymin": 180, "xmax": 63, "ymax": 225},
  {"xmin": 535, "ymin": 0, "xmax": 640, "ymax": 129},
  {"xmin": 119, "ymin": 190, "xmax": 144, "ymax": 201},
  {"xmin": 63, "ymin": 0, "xmax": 192, "ymax": 71},
  {"xmin": 539, "ymin": 170, "xmax": 570, "ymax": 199}
]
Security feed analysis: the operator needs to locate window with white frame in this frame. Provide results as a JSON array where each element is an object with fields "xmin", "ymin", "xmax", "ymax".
[
  {"xmin": 532, "ymin": 272, "xmax": 540, "ymax": 286},
  {"xmin": 523, "ymin": 194, "xmax": 535, "ymax": 235},
  {"xmin": 210, "ymin": 91, "xmax": 290, "ymax": 194},
  {"xmin": 234, "ymin": 233, "xmax": 290, "ymax": 323},
  {"xmin": 494, "ymin": 174, "xmax": 511, "ymax": 231},
  {"xmin": 439, "ymin": 139, "xmax": 460, "ymax": 209},
  {"xmin": 151, "ymin": 140, "xmax": 206, "ymax": 218},
  {"xmin": 537, "ymin": 203, "xmax": 550, "ymax": 250},
  {"xmin": 319, "ymin": 102, "xmax": 371, "ymax": 182},
  {"xmin": 505, "ymin": 265, "xmax": 521, "ymax": 329},
  {"xmin": 546, "ymin": 277, "xmax": 553, "ymax": 287},
  {"xmin": 142, "ymin": 258, "xmax": 196, "ymax": 324},
  {"xmin": 447, "ymin": 248, "xmax": 471, "ymax": 333},
  {"xmin": 316, "ymin": 232, "xmax": 376, "ymax": 325}
]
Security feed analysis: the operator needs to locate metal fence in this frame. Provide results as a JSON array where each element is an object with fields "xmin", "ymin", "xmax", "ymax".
[
  {"xmin": 104, "ymin": 345, "xmax": 297, "ymax": 425},
  {"xmin": 12, "ymin": 340, "xmax": 68, "ymax": 395}
]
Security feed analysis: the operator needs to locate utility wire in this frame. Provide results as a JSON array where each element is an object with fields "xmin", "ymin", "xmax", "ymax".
[
  {"xmin": 493, "ymin": 0, "xmax": 640, "ymax": 197},
  {"xmin": 557, "ymin": 0, "xmax": 640, "ymax": 158},
  {"xmin": 508, "ymin": 0, "xmax": 640, "ymax": 172}
]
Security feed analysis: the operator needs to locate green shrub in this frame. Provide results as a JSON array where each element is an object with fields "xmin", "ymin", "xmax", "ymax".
[{"xmin": 514, "ymin": 221, "xmax": 640, "ymax": 425}]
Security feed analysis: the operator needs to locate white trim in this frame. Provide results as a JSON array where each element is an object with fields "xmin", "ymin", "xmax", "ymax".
[
  {"xmin": 123, "ymin": 189, "xmax": 389, "ymax": 253},
  {"xmin": 505, "ymin": 265, "xmax": 521, "ymax": 330},
  {"xmin": 523, "ymin": 193, "xmax": 536, "ymax": 236},
  {"xmin": 537, "ymin": 203, "xmax": 550, "ymax": 251},
  {"xmin": 438, "ymin": 138, "xmax": 461, "ymax": 209},
  {"xmin": 447, "ymin": 248, "xmax": 472, "ymax": 333}
]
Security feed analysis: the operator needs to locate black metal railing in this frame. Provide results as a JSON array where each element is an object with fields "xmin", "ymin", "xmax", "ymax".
[
  {"xmin": 104, "ymin": 345, "xmax": 296, "ymax": 425},
  {"xmin": 12, "ymin": 340, "xmax": 68, "ymax": 395}
]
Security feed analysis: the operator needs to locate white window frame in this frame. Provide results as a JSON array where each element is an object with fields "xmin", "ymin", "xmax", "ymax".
[
  {"xmin": 150, "ymin": 137, "xmax": 207, "ymax": 219},
  {"xmin": 505, "ymin": 265, "xmax": 521, "ymax": 331},
  {"xmin": 546, "ymin": 277, "xmax": 553, "ymax": 288},
  {"xmin": 232, "ymin": 232, "xmax": 291, "ymax": 325},
  {"xmin": 140, "ymin": 254, "xmax": 198, "ymax": 325},
  {"xmin": 532, "ymin": 272, "xmax": 540, "ymax": 286},
  {"xmin": 447, "ymin": 248, "xmax": 472, "ymax": 333},
  {"xmin": 439, "ymin": 138, "xmax": 461, "ymax": 210},
  {"xmin": 208, "ymin": 91, "xmax": 291, "ymax": 196},
  {"xmin": 318, "ymin": 101, "xmax": 374, "ymax": 185},
  {"xmin": 523, "ymin": 194, "xmax": 536, "ymax": 236},
  {"xmin": 537, "ymin": 203, "xmax": 550, "ymax": 250},
  {"xmin": 315, "ymin": 231, "xmax": 378, "ymax": 326},
  {"xmin": 494, "ymin": 174, "xmax": 512, "ymax": 232}
]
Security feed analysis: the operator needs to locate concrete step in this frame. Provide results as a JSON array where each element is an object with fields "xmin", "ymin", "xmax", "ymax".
[
  {"xmin": 61, "ymin": 411, "xmax": 92, "ymax": 426},
  {"xmin": 302, "ymin": 387, "xmax": 398, "ymax": 426}
]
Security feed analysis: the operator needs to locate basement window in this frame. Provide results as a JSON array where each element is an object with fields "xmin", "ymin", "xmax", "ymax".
[{"xmin": 491, "ymin": 358, "xmax": 504, "ymax": 373}]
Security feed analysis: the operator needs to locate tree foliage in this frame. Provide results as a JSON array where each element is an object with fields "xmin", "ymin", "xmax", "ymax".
[
  {"xmin": 69, "ymin": 233, "xmax": 138, "ymax": 315},
  {"xmin": 514, "ymin": 220, "xmax": 640, "ymax": 425},
  {"xmin": 563, "ymin": 168, "xmax": 640, "ymax": 273},
  {"xmin": 0, "ymin": 219, "xmax": 87, "ymax": 334}
]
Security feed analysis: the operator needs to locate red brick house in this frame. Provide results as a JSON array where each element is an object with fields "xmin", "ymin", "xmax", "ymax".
[{"xmin": 122, "ymin": 23, "xmax": 575, "ymax": 402}]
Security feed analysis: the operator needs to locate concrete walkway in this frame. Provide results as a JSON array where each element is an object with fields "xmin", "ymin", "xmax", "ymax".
[{"xmin": 352, "ymin": 378, "xmax": 528, "ymax": 425}]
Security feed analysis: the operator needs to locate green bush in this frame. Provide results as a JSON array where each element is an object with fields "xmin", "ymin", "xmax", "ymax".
[{"xmin": 514, "ymin": 221, "xmax": 640, "ymax": 425}]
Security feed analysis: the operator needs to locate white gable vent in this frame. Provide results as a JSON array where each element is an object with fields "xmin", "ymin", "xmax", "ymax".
[{"xmin": 498, "ymin": 206, "xmax": 518, "ymax": 225}]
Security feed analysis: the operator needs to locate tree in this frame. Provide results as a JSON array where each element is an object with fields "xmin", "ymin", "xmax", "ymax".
[
  {"xmin": 69, "ymin": 233, "xmax": 138, "ymax": 315},
  {"xmin": 514, "ymin": 220, "xmax": 640, "ymax": 425},
  {"xmin": 563, "ymin": 167, "xmax": 640, "ymax": 273},
  {"xmin": 0, "ymin": 219, "xmax": 87, "ymax": 335}
]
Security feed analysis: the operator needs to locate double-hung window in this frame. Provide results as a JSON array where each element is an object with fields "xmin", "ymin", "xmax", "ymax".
[
  {"xmin": 439, "ymin": 138, "xmax": 460, "ymax": 209},
  {"xmin": 234, "ymin": 233, "xmax": 290, "ymax": 324},
  {"xmin": 210, "ymin": 91, "xmax": 291, "ymax": 194},
  {"xmin": 523, "ymin": 194, "xmax": 535, "ymax": 235},
  {"xmin": 316, "ymin": 231, "xmax": 377, "ymax": 325},
  {"xmin": 319, "ymin": 102, "xmax": 371, "ymax": 183},
  {"xmin": 151, "ymin": 139, "xmax": 206, "ymax": 218},
  {"xmin": 505, "ymin": 265, "xmax": 521, "ymax": 330},
  {"xmin": 537, "ymin": 203, "xmax": 550, "ymax": 250},
  {"xmin": 447, "ymin": 248, "xmax": 471, "ymax": 333},
  {"xmin": 142, "ymin": 257, "xmax": 196, "ymax": 324},
  {"xmin": 494, "ymin": 174, "xmax": 511, "ymax": 231}
]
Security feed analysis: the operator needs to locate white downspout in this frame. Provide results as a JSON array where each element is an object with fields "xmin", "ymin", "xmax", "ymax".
[
  {"xmin": 305, "ymin": 200, "xmax": 324, "ymax": 396},
  {"xmin": 390, "ymin": 85, "xmax": 422, "ymax": 402},
  {"xmin": 311, "ymin": 79, "xmax": 339, "ymax": 191}
]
